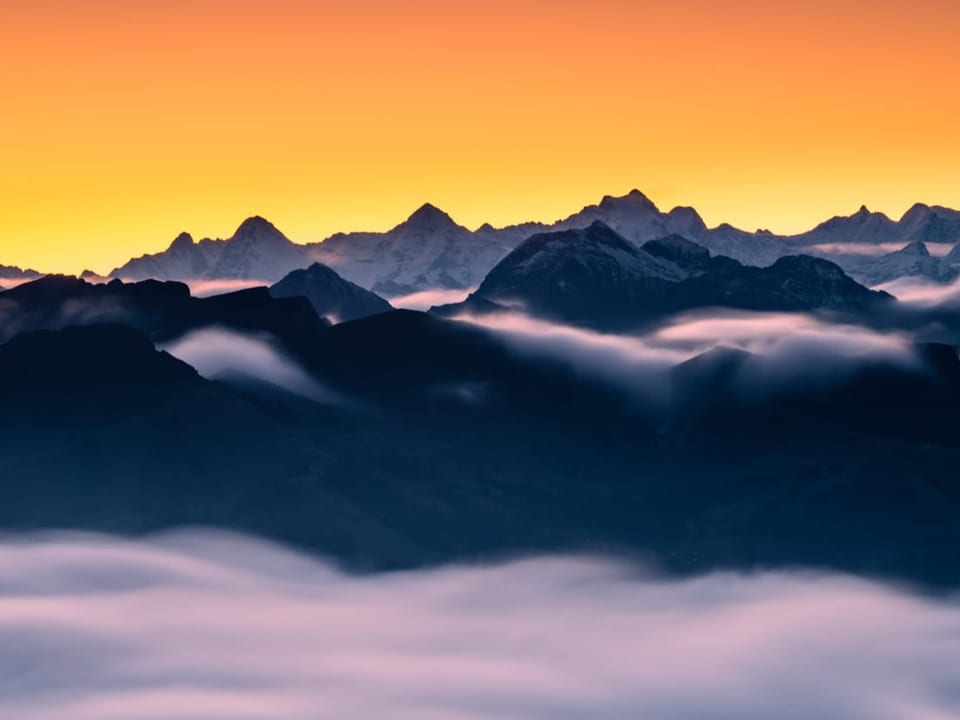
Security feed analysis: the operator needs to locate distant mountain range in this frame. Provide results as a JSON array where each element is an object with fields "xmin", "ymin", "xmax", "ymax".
[
  {"xmin": 76, "ymin": 190, "xmax": 960, "ymax": 296},
  {"xmin": 436, "ymin": 222, "xmax": 891, "ymax": 331}
]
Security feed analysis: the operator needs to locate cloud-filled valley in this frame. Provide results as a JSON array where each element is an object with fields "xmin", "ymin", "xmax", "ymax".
[
  {"xmin": 2, "ymin": 193, "xmax": 960, "ymax": 719},
  {"xmin": 1, "ymin": 531, "xmax": 958, "ymax": 720},
  {"xmin": 452, "ymin": 309, "xmax": 923, "ymax": 404}
]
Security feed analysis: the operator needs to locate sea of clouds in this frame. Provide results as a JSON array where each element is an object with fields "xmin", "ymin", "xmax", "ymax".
[{"xmin": 0, "ymin": 530, "xmax": 957, "ymax": 720}]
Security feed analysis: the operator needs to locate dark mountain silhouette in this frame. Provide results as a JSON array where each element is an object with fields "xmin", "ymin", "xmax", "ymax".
[
  {"xmin": 0, "ymin": 313, "xmax": 959, "ymax": 584},
  {"xmin": 439, "ymin": 226, "xmax": 891, "ymax": 330},
  {"xmin": 270, "ymin": 263, "xmax": 393, "ymax": 323},
  {"xmin": 0, "ymin": 275, "xmax": 328, "ymax": 347},
  {"xmin": 0, "ymin": 263, "xmax": 41, "ymax": 283},
  {"xmin": 456, "ymin": 222, "xmax": 683, "ymax": 328},
  {"xmin": 641, "ymin": 234, "xmax": 714, "ymax": 273}
]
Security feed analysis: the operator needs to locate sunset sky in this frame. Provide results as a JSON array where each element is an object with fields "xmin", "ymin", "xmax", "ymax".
[{"xmin": 2, "ymin": 0, "xmax": 958, "ymax": 274}]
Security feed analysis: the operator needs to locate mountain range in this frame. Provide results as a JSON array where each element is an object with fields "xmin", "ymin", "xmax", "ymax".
[
  {"xmin": 1, "ymin": 292, "xmax": 959, "ymax": 584},
  {"xmin": 90, "ymin": 191, "xmax": 960, "ymax": 297},
  {"xmin": 436, "ymin": 222, "xmax": 891, "ymax": 331},
  {"xmin": 3, "ymin": 191, "xmax": 960, "ymax": 587}
]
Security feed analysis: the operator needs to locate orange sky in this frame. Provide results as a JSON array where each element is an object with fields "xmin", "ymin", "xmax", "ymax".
[{"xmin": 2, "ymin": 0, "xmax": 959, "ymax": 274}]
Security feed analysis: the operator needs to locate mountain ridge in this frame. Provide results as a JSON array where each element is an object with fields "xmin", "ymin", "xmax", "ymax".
[{"xmin": 44, "ymin": 191, "xmax": 960, "ymax": 293}]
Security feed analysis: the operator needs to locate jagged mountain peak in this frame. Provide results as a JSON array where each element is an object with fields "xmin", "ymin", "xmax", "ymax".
[
  {"xmin": 598, "ymin": 188, "xmax": 659, "ymax": 212},
  {"xmin": 270, "ymin": 262, "xmax": 393, "ymax": 322},
  {"xmin": 901, "ymin": 202, "xmax": 932, "ymax": 222},
  {"xmin": 232, "ymin": 215, "xmax": 290, "ymax": 242},
  {"xmin": 399, "ymin": 203, "xmax": 461, "ymax": 231},
  {"xmin": 899, "ymin": 240, "xmax": 931, "ymax": 257},
  {"xmin": 169, "ymin": 232, "xmax": 195, "ymax": 251},
  {"xmin": 642, "ymin": 234, "xmax": 712, "ymax": 271},
  {"xmin": 770, "ymin": 254, "xmax": 850, "ymax": 279}
]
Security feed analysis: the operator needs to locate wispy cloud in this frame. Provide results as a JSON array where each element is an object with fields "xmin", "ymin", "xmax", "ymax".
[
  {"xmin": 808, "ymin": 241, "xmax": 955, "ymax": 257},
  {"xmin": 453, "ymin": 312, "xmax": 683, "ymax": 404},
  {"xmin": 875, "ymin": 275, "xmax": 960, "ymax": 308},
  {"xmin": 453, "ymin": 310, "xmax": 919, "ymax": 401},
  {"xmin": 183, "ymin": 279, "xmax": 269, "ymax": 298},
  {"xmin": 0, "ymin": 531, "xmax": 957, "ymax": 720},
  {"xmin": 388, "ymin": 287, "xmax": 475, "ymax": 311},
  {"xmin": 161, "ymin": 328, "xmax": 341, "ymax": 403}
]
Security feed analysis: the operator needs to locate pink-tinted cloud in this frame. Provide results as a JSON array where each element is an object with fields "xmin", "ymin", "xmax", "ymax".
[
  {"xmin": 808, "ymin": 242, "xmax": 955, "ymax": 257},
  {"xmin": 183, "ymin": 279, "xmax": 269, "ymax": 298},
  {"xmin": 875, "ymin": 275, "xmax": 960, "ymax": 308},
  {"xmin": 0, "ymin": 530, "xmax": 957, "ymax": 719},
  {"xmin": 453, "ymin": 310, "xmax": 919, "ymax": 402},
  {"xmin": 0, "ymin": 278, "xmax": 34, "ymax": 290},
  {"xmin": 388, "ymin": 287, "xmax": 476, "ymax": 311}
]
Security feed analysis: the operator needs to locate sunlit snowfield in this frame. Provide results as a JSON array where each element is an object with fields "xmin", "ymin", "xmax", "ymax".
[{"xmin": 1, "ymin": 531, "xmax": 958, "ymax": 720}]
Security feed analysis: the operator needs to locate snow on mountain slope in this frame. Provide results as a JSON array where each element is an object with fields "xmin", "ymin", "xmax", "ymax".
[{"xmin": 307, "ymin": 204, "xmax": 519, "ymax": 296}]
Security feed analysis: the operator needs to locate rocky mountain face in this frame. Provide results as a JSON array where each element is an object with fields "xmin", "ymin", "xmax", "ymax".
[
  {"xmin": 111, "ymin": 217, "xmax": 309, "ymax": 283},
  {"xmin": 305, "ymin": 204, "xmax": 518, "ymax": 296},
  {"xmin": 841, "ymin": 241, "xmax": 950, "ymax": 287},
  {"xmin": 1, "ymin": 308, "xmax": 960, "ymax": 584},
  {"xmin": 90, "ymin": 192, "xmax": 960, "ymax": 297},
  {"xmin": 463, "ymin": 222, "xmax": 684, "ymax": 328},
  {"xmin": 0, "ymin": 275, "xmax": 328, "ymax": 346},
  {"xmin": 111, "ymin": 232, "xmax": 226, "ymax": 281},
  {"xmin": 443, "ymin": 224, "xmax": 891, "ymax": 330},
  {"xmin": 270, "ymin": 263, "xmax": 393, "ymax": 323}
]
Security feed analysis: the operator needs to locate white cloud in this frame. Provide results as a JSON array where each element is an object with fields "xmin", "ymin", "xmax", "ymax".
[
  {"xmin": 183, "ymin": 279, "xmax": 268, "ymax": 298},
  {"xmin": 0, "ymin": 530, "xmax": 957, "ymax": 719},
  {"xmin": 161, "ymin": 327, "xmax": 341, "ymax": 403},
  {"xmin": 808, "ymin": 242, "xmax": 954, "ymax": 257},
  {"xmin": 452, "ymin": 310, "xmax": 920, "ymax": 402},
  {"xmin": 388, "ymin": 287, "xmax": 475, "ymax": 311},
  {"xmin": 874, "ymin": 275, "xmax": 960, "ymax": 308}
]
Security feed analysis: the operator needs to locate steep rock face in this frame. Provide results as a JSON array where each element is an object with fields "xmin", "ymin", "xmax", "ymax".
[
  {"xmin": 111, "ymin": 232, "xmax": 226, "ymax": 281},
  {"xmin": 270, "ymin": 263, "xmax": 393, "ymax": 323},
  {"xmin": 796, "ymin": 206, "xmax": 902, "ymax": 247},
  {"xmin": 464, "ymin": 230, "xmax": 891, "ymax": 329},
  {"xmin": 95, "ymin": 194, "xmax": 960, "ymax": 293},
  {"xmin": 676, "ymin": 255, "xmax": 892, "ymax": 314},
  {"xmin": 898, "ymin": 204, "xmax": 960, "ymax": 244},
  {"xmin": 111, "ymin": 218, "xmax": 309, "ymax": 283},
  {"xmin": 642, "ymin": 234, "xmax": 713, "ymax": 274},
  {"xmin": 554, "ymin": 190, "xmax": 787, "ymax": 266},
  {"xmin": 0, "ymin": 275, "xmax": 328, "ymax": 347},
  {"xmin": 204, "ymin": 217, "xmax": 309, "ymax": 282},
  {"xmin": 943, "ymin": 243, "xmax": 960, "ymax": 275},
  {"xmin": 843, "ymin": 241, "xmax": 950, "ymax": 286},
  {"xmin": 472, "ymin": 221, "xmax": 684, "ymax": 328},
  {"xmin": 307, "ymin": 204, "xmax": 517, "ymax": 296}
]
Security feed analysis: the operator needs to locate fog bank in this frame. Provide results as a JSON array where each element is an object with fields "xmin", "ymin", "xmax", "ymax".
[{"xmin": 1, "ymin": 531, "xmax": 958, "ymax": 720}]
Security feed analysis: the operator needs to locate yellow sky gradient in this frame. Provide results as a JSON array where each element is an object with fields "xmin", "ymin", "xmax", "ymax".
[{"xmin": 2, "ymin": 0, "xmax": 959, "ymax": 274}]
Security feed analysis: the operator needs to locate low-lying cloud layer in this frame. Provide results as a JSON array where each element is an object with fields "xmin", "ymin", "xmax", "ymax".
[
  {"xmin": 453, "ymin": 310, "xmax": 920, "ymax": 402},
  {"xmin": 876, "ymin": 275, "xmax": 960, "ymax": 308},
  {"xmin": 388, "ymin": 287, "xmax": 475, "ymax": 311},
  {"xmin": 808, "ymin": 241, "xmax": 956, "ymax": 257},
  {"xmin": 0, "ymin": 531, "xmax": 957, "ymax": 720},
  {"xmin": 183, "ymin": 279, "xmax": 268, "ymax": 298},
  {"xmin": 162, "ymin": 327, "xmax": 341, "ymax": 403}
]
